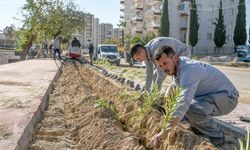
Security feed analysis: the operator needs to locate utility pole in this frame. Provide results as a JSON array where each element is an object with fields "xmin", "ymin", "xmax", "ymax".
[
  {"xmin": 248, "ymin": 25, "xmax": 250, "ymax": 44},
  {"xmin": 186, "ymin": 9, "xmax": 191, "ymax": 46}
]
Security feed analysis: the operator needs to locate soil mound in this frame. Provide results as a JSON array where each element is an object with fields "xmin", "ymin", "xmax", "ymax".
[{"xmin": 30, "ymin": 63, "xmax": 238, "ymax": 150}]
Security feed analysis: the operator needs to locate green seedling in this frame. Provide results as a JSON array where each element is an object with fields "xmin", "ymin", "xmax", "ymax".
[
  {"xmin": 94, "ymin": 59, "xmax": 116, "ymax": 70},
  {"xmin": 162, "ymin": 86, "xmax": 182, "ymax": 130},
  {"xmin": 238, "ymin": 129, "xmax": 250, "ymax": 150},
  {"xmin": 118, "ymin": 91, "xmax": 141, "ymax": 101},
  {"xmin": 192, "ymin": 56, "xmax": 199, "ymax": 60},
  {"xmin": 94, "ymin": 99, "xmax": 118, "ymax": 119},
  {"xmin": 137, "ymin": 84, "xmax": 161, "ymax": 117}
]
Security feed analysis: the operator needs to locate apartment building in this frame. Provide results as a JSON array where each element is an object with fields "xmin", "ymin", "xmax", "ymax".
[
  {"xmin": 93, "ymin": 18, "xmax": 100, "ymax": 48},
  {"xmin": 120, "ymin": 0, "xmax": 134, "ymax": 35},
  {"xmin": 77, "ymin": 13, "xmax": 101, "ymax": 49},
  {"xmin": 82, "ymin": 13, "xmax": 95, "ymax": 48},
  {"xmin": 0, "ymin": 33, "xmax": 3, "ymax": 39},
  {"xmin": 99, "ymin": 23, "xmax": 114, "ymax": 44},
  {"xmin": 193, "ymin": 0, "xmax": 238, "ymax": 55},
  {"xmin": 121, "ymin": 0, "xmax": 238, "ymax": 55},
  {"xmin": 143, "ymin": 0, "xmax": 162, "ymax": 35},
  {"xmin": 113, "ymin": 28, "xmax": 123, "ymax": 43}
]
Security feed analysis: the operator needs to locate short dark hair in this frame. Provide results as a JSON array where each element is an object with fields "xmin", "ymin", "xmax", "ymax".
[
  {"xmin": 154, "ymin": 46, "xmax": 175, "ymax": 61},
  {"xmin": 129, "ymin": 44, "xmax": 145, "ymax": 58}
]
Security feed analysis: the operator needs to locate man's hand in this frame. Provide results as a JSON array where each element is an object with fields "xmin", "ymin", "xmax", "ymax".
[
  {"xmin": 168, "ymin": 116, "xmax": 181, "ymax": 128},
  {"xmin": 153, "ymin": 116, "xmax": 181, "ymax": 149},
  {"xmin": 154, "ymin": 128, "xmax": 171, "ymax": 149}
]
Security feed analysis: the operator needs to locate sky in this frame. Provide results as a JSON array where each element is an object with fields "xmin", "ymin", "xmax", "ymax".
[
  {"xmin": 0, "ymin": 0, "xmax": 249, "ymax": 38},
  {"xmin": 0, "ymin": 0, "xmax": 120, "ymax": 30}
]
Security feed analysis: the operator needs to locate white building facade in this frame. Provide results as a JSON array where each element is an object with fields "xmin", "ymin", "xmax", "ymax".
[{"xmin": 121, "ymin": 0, "xmax": 238, "ymax": 55}]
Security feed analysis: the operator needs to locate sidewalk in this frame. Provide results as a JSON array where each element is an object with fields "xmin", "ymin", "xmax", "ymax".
[{"xmin": 0, "ymin": 59, "xmax": 60, "ymax": 150}]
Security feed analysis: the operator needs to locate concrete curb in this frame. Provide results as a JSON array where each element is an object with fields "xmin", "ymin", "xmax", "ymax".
[
  {"xmin": 15, "ymin": 65, "xmax": 62, "ymax": 150},
  {"xmin": 211, "ymin": 62, "xmax": 250, "ymax": 67},
  {"xmin": 92, "ymin": 65, "xmax": 142, "ymax": 91}
]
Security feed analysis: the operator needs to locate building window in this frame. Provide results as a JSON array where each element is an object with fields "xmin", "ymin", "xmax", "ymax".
[
  {"xmin": 197, "ymin": 4, "xmax": 202, "ymax": 12},
  {"xmin": 207, "ymin": 33, "xmax": 212, "ymax": 40},
  {"xmin": 230, "ymin": 9, "xmax": 234, "ymax": 16},
  {"xmin": 169, "ymin": 3, "xmax": 172, "ymax": 11},
  {"xmin": 208, "ymin": 19, "xmax": 213, "ymax": 27},
  {"xmin": 229, "ymin": 22, "xmax": 233, "ymax": 29},
  {"xmin": 209, "ymin": 5, "xmax": 214, "ymax": 13},
  {"xmin": 227, "ymin": 35, "xmax": 232, "ymax": 41}
]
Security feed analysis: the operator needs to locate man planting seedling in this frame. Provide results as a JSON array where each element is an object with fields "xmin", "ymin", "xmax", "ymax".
[
  {"xmin": 129, "ymin": 37, "xmax": 191, "ymax": 92},
  {"xmin": 153, "ymin": 46, "xmax": 239, "ymax": 148}
]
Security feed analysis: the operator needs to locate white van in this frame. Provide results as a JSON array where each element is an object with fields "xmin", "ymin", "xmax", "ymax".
[{"xmin": 95, "ymin": 44, "xmax": 121, "ymax": 65}]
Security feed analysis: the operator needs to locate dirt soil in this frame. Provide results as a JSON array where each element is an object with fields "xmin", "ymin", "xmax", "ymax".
[
  {"xmin": 29, "ymin": 63, "xmax": 239, "ymax": 150},
  {"xmin": 0, "ymin": 124, "xmax": 12, "ymax": 140}
]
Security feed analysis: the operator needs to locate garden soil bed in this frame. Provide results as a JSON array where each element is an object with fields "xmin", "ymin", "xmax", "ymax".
[{"xmin": 29, "ymin": 63, "xmax": 239, "ymax": 150}]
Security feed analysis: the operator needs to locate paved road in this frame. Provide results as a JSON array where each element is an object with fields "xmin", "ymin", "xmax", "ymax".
[
  {"xmin": 215, "ymin": 66, "xmax": 250, "ymax": 104},
  {"xmin": 165, "ymin": 65, "xmax": 250, "ymax": 104},
  {"xmin": 164, "ymin": 65, "xmax": 250, "ymax": 104}
]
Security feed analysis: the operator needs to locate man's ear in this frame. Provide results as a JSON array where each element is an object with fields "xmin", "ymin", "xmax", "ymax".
[{"xmin": 173, "ymin": 54, "xmax": 178, "ymax": 59}]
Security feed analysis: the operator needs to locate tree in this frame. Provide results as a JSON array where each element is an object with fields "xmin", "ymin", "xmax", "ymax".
[
  {"xmin": 233, "ymin": 0, "xmax": 247, "ymax": 50},
  {"xmin": 124, "ymin": 34, "xmax": 132, "ymax": 51},
  {"xmin": 189, "ymin": 0, "xmax": 199, "ymax": 54},
  {"xmin": 159, "ymin": 0, "xmax": 169, "ymax": 37},
  {"xmin": 17, "ymin": 0, "xmax": 47, "ymax": 60},
  {"xmin": 3, "ymin": 25, "xmax": 16, "ymax": 40},
  {"xmin": 43, "ymin": 1, "xmax": 85, "ymax": 39},
  {"xmin": 17, "ymin": 0, "xmax": 85, "ymax": 60},
  {"xmin": 213, "ymin": 0, "xmax": 226, "ymax": 52},
  {"xmin": 130, "ymin": 36, "xmax": 143, "ymax": 45},
  {"xmin": 117, "ymin": 20, "xmax": 126, "ymax": 47},
  {"xmin": 104, "ymin": 38, "xmax": 119, "ymax": 45},
  {"xmin": 142, "ymin": 32, "xmax": 156, "ymax": 45}
]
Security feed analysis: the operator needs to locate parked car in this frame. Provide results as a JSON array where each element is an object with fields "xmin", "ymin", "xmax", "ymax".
[
  {"xmin": 236, "ymin": 45, "xmax": 250, "ymax": 62},
  {"xmin": 95, "ymin": 44, "xmax": 121, "ymax": 65}
]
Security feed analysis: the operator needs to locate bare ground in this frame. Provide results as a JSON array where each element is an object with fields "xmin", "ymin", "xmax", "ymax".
[{"xmin": 29, "ymin": 63, "xmax": 239, "ymax": 150}]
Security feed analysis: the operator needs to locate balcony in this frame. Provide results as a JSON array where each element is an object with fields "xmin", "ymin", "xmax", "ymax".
[
  {"xmin": 133, "ymin": 3, "xmax": 143, "ymax": 12},
  {"xmin": 180, "ymin": 20, "xmax": 187, "ymax": 28},
  {"xmin": 144, "ymin": 7, "xmax": 161, "ymax": 18},
  {"xmin": 146, "ymin": 21, "xmax": 160, "ymax": 29},
  {"xmin": 133, "ymin": 0, "xmax": 141, "ymax": 2},
  {"xmin": 145, "ymin": 0, "xmax": 162, "ymax": 6},
  {"xmin": 132, "ymin": 29, "xmax": 143, "ymax": 34},
  {"xmin": 180, "ymin": 27, "xmax": 187, "ymax": 30},
  {"xmin": 120, "ymin": 15, "xmax": 124, "ymax": 19},
  {"xmin": 180, "ymin": 19, "xmax": 187, "ymax": 30},
  {"xmin": 131, "ymin": 15, "xmax": 143, "ymax": 22},
  {"xmin": 120, "ymin": 0, "xmax": 124, "ymax": 4},
  {"xmin": 120, "ymin": 7, "xmax": 124, "ymax": 11}
]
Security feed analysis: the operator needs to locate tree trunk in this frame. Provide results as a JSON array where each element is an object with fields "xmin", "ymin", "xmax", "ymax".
[
  {"xmin": 122, "ymin": 29, "xmax": 124, "ymax": 47},
  {"xmin": 20, "ymin": 41, "xmax": 33, "ymax": 60},
  {"xmin": 20, "ymin": 34, "xmax": 36, "ymax": 60}
]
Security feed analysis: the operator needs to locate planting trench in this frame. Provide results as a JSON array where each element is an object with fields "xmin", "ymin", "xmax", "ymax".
[{"xmin": 29, "ymin": 63, "xmax": 239, "ymax": 150}]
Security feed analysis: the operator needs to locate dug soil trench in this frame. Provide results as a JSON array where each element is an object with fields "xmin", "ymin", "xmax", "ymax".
[{"xmin": 29, "ymin": 63, "xmax": 239, "ymax": 150}]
